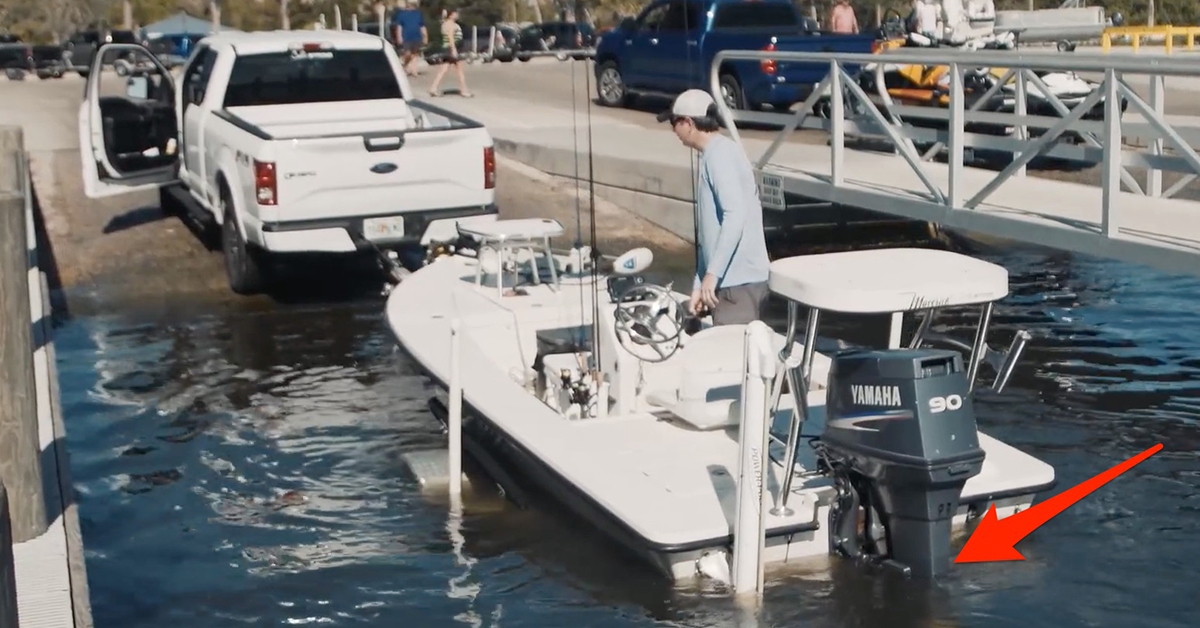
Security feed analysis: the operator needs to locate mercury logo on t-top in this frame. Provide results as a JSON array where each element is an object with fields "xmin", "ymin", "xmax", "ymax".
[{"xmin": 850, "ymin": 384, "xmax": 902, "ymax": 407}]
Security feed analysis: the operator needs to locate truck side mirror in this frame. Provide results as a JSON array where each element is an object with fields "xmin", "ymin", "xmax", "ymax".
[
  {"xmin": 125, "ymin": 75, "xmax": 148, "ymax": 99},
  {"xmin": 619, "ymin": 17, "xmax": 637, "ymax": 31}
]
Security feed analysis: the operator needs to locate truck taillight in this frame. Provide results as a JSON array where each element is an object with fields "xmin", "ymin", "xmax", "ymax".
[
  {"xmin": 484, "ymin": 146, "xmax": 496, "ymax": 189},
  {"xmin": 761, "ymin": 42, "xmax": 776, "ymax": 75},
  {"xmin": 254, "ymin": 160, "xmax": 277, "ymax": 205}
]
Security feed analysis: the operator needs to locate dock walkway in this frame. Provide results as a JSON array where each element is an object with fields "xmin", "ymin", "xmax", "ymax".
[
  {"xmin": 711, "ymin": 48, "xmax": 1200, "ymax": 279},
  {"xmin": 2, "ymin": 126, "xmax": 92, "ymax": 628}
]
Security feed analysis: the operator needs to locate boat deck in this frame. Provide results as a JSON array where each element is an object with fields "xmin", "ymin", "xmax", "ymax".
[{"xmin": 388, "ymin": 253, "xmax": 1055, "ymax": 551}]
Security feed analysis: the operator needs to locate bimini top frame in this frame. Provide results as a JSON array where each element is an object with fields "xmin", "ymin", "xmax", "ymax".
[
  {"xmin": 765, "ymin": 248, "xmax": 1030, "ymax": 514},
  {"xmin": 456, "ymin": 218, "xmax": 567, "ymax": 295}
]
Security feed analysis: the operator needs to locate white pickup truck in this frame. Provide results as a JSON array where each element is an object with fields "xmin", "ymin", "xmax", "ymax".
[{"xmin": 78, "ymin": 30, "xmax": 498, "ymax": 295}]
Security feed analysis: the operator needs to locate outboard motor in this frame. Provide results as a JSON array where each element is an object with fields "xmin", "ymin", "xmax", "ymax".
[{"xmin": 817, "ymin": 348, "xmax": 985, "ymax": 579}]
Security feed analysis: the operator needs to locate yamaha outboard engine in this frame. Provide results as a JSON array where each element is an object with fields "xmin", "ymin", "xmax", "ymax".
[{"xmin": 817, "ymin": 348, "xmax": 985, "ymax": 579}]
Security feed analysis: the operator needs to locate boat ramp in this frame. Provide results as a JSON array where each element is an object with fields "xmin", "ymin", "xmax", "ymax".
[{"xmin": 3, "ymin": 38, "xmax": 1200, "ymax": 628}]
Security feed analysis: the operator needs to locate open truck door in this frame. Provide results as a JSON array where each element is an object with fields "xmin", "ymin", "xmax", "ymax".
[{"xmin": 78, "ymin": 43, "xmax": 180, "ymax": 199}]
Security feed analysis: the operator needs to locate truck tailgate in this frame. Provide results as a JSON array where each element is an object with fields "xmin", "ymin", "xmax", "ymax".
[{"xmin": 228, "ymin": 102, "xmax": 491, "ymax": 222}]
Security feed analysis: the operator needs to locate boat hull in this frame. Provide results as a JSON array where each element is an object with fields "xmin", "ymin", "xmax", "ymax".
[{"xmin": 408, "ymin": 363, "xmax": 1050, "ymax": 584}]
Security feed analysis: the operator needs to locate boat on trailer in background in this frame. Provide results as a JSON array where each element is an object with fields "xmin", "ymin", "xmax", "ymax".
[{"xmin": 386, "ymin": 217, "xmax": 1055, "ymax": 586}]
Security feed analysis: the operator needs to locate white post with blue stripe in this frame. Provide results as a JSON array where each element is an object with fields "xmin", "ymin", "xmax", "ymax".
[{"xmin": 732, "ymin": 321, "xmax": 778, "ymax": 597}]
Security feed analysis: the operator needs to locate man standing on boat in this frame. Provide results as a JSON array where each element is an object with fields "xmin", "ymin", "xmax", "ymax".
[{"xmin": 657, "ymin": 89, "xmax": 771, "ymax": 326}]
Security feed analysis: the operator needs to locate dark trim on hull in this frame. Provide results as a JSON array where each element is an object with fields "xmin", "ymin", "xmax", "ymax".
[
  {"xmin": 427, "ymin": 397, "xmax": 531, "ymax": 509},
  {"xmin": 965, "ymin": 480, "xmax": 1058, "ymax": 506}
]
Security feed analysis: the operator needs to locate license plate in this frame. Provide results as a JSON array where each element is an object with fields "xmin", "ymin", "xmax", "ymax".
[
  {"xmin": 757, "ymin": 172, "xmax": 785, "ymax": 210},
  {"xmin": 364, "ymin": 216, "xmax": 406, "ymax": 241}
]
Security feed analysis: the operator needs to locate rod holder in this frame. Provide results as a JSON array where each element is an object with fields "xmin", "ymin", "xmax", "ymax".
[{"xmin": 990, "ymin": 330, "xmax": 1030, "ymax": 393}]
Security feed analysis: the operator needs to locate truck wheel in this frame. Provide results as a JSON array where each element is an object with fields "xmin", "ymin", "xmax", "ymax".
[
  {"xmin": 719, "ymin": 74, "xmax": 748, "ymax": 111},
  {"xmin": 221, "ymin": 199, "xmax": 267, "ymax": 295},
  {"xmin": 596, "ymin": 61, "xmax": 632, "ymax": 108}
]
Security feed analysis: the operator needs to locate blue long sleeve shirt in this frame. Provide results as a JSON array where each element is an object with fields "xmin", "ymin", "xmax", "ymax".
[{"xmin": 692, "ymin": 134, "xmax": 771, "ymax": 292}]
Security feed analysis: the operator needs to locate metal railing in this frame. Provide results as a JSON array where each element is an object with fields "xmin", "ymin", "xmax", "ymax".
[
  {"xmin": 710, "ymin": 47, "xmax": 1200, "ymax": 235},
  {"xmin": 1101, "ymin": 25, "xmax": 1200, "ymax": 53}
]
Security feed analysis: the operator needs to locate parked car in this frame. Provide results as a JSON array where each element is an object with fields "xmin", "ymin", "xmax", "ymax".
[
  {"xmin": 514, "ymin": 21, "xmax": 595, "ymax": 61},
  {"xmin": 77, "ymin": 32, "xmax": 499, "ymax": 295},
  {"xmin": 31, "ymin": 44, "xmax": 68, "ymax": 78},
  {"xmin": 487, "ymin": 25, "xmax": 519, "ymax": 62},
  {"xmin": 63, "ymin": 28, "xmax": 139, "ymax": 76},
  {"xmin": 592, "ymin": 0, "xmax": 878, "ymax": 112},
  {"xmin": 424, "ymin": 23, "xmax": 519, "ymax": 64},
  {"xmin": 0, "ymin": 41, "xmax": 34, "ymax": 79}
]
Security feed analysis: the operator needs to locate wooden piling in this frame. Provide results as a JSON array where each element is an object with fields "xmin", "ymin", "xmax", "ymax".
[{"xmin": 0, "ymin": 126, "xmax": 47, "ymax": 545}]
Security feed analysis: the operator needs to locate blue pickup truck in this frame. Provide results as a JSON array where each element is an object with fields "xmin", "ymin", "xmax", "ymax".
[{"xmin": 593, "ymin": 0, "xmax": 879, "ymax": 112}]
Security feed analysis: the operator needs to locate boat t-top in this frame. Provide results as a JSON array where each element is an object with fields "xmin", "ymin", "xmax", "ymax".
[{"xmin": 386, "ymin": 216, "xmax": 1055, "ymax": 587}]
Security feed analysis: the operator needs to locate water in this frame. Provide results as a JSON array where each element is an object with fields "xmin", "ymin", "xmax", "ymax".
[{"xmin": 56, "ymin": 238, "xmax": 1200, "ymax": 628}]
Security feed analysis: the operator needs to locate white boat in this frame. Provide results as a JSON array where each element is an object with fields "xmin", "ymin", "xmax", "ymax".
[{"xmin": 385, "ymin": 216, "xmax": 1056, "ymax": 586}]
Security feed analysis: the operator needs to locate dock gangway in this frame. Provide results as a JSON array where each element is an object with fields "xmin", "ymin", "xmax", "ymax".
[{"xmin": 710, "ymin": 47, "xmax": 1200, "ymax": 279}]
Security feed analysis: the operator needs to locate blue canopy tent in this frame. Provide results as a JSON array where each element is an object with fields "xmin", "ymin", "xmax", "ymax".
[
  {"xmin": 140, "ymin": 11, "xmax": 238, "ymax": 39},
  {"xmin": 139, "ymin": 11, "xmax": 239, "ymax": 59}
]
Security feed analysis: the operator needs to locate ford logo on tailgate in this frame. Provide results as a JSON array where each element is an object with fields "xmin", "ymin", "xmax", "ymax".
[{"xmin": 370, "ymin": 162, "xmax": 399, "ymax": 174}]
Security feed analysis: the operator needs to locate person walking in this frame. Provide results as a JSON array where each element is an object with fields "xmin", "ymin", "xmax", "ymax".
[
  {"xmin": 428, "ymin": 8, "xmax": 473, "ymax": 97},
  {"xmin": 830, "ymin": 0, "xmax": 859, "ymax": 34},
  {"xmin": 657, "ymin": 89, "xmax": 771, "ymax": 325},
  {"xmin": 391, "ymin": 0, "xmax": 427, "ymax": 76}
]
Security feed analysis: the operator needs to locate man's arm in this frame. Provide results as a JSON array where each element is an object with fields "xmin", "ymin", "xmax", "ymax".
[{"xmin": 704, "ymin": 147, "xmax": 753, "ymax": 282}]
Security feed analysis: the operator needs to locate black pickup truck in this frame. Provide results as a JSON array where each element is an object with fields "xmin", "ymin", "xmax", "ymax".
[
  {"xmin": 62, "ymin": 28, "xmax": 139, "ymax": 76},
  {"xmin": 1, "ymin": 39, "xmax": 33, "ymax": 79},
  {"xmin": 1, "ymin": 40, "xmax": 69, "ymax": 80}
]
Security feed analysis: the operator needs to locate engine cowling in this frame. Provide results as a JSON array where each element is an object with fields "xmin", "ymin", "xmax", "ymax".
[{"xmin": 818, "ymin": 348, "xmax": 985, "ymax": 578}]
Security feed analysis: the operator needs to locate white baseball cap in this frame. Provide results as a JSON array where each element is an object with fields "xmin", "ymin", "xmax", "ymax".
[{"xmin": 656, "ymin": 89, "xmax": 717, "ymax": 123}]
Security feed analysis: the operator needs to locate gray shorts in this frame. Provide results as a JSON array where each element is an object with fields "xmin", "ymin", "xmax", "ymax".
[{"xmin": 712, "ymin": 281, "xmax": 770, "ymax": 326}]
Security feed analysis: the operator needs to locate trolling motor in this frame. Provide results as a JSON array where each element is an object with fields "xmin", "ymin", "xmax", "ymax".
[{"xmin": 817, "ymin": 348, "xmax": 986, "ymax": 579}]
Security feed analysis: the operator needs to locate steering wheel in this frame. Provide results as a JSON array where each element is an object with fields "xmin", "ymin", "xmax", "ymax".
[{"xmin": 612, "ymin": 282, "xmax": 687, "ymax": 363}]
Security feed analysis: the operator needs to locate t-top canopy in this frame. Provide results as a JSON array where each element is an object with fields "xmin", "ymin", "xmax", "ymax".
[
  {"xmin": 768, "ymin": 248, "xmax": 1009, "ymax": 313},
  {"xmin": 458, "ymin": 218, "xmax": 564, "ymax": 242}
]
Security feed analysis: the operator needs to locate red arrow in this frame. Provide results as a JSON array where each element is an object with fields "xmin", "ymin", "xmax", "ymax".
[{"xmin": 955, "ymin": 442, "xmax": 1163, "ymax": 563}]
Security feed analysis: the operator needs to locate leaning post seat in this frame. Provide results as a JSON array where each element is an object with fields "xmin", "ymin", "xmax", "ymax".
[{"xmin": 645, "ymin": 325, "xmax": 832, "ymax": 431}]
